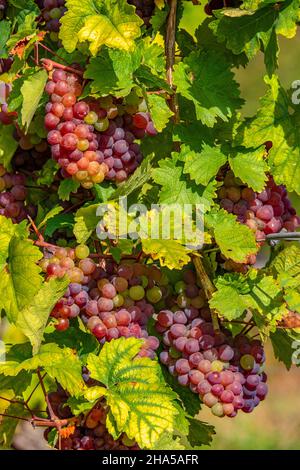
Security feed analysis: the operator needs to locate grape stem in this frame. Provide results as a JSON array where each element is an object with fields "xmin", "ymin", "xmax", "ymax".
[
  {"xmin": 41, "ymin": 58, "xmax": 84, "ymax": 77},
  {"xmin": 27, "ymin": 215, "xmax": 57, "ymax": 249},
  {"xmin": 166, "ymin": 0, "xmax": 180, "ymax": 124},
  {"xmin": 192, "ymin": 255, "xmax": 220, "ymax": 333}
]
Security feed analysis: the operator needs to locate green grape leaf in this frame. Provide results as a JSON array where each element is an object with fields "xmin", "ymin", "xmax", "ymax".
[
  {"xmin": 270, "ymin": 328, "xmax": 300, "ymax": 369},
  {"xmin": 36, "ymin": 160, "xmax": 59, "ymax": 186},
  {"xmin": 0, "ymin": 21, "xmax": 11, "ymax": 57},
  {"xmin": 112, "ymin": 153, "xmax": 160, "ymax": 200},
  {"xmin": 87, "ymin": 337, "xmax": 182, "ymax": 449},
  {"xmin": 58, "ymin": 179, "xmax": 80, "ymax": 201},
  {"xmin": 0, "ymin": 216, "xmax": 28, "ymax": 271},
  {"xmin": 93, "ymin": 182, "xmax": 116, "ymax": 203},
  {"xmin": 210, "ymin": 270, "xmax": 287, "ymax": 333},
  {"xmin": 0, "ymin": 371, "xmax": 32, "ymax": 396},
  {"xmin": 60, "ymin": 0, "xmax": 143, "ymax": 55},
  {"xmin": 44, "ymin": 326, "xmax": 99, "ymax": 357},
  {"xmin": 16, "ymin": 277, "xmax": 70, "ymax": 355},
  {"xmin": 84, "ymin": 48, "xmax": 140, "ymax": 97},
  {"xmin": 20, "ymin": 69, "xmax": 48, "ymax": 132},
  {"xmin": 0, "ymin": 237, "xmax": 43, "ymax": 323},
  {"xmin": 210, "ymin": 2, "xmax": 299, "ymax": 62},
  {"xmin": 153, "ymin": 434, "xmax": 186, "ymax": 450},
  {"xmin": 229, "ymin": 146, "xmax": 269, "ymax": 192},
  {"xmin": 173, "ymin": 122, "xmax": 214, "ymax": 152},
  {"xmin": 0, "ymin": 343, "xmax": 85, "ymax": 397},
  {"xmin": 186, "ymin": 417, "xmax": 216, "ymax": 448},
  {"xmin": 67, "ymin": 395, "xmax": 102, "ymax": 416},
  {"xmin": 173, "ymin": 50, "xmax": 243, "ymax": 127},
  {"xmin": 74, "ymin": 203, "xmax": 99, "ymax": 244},
  {"xmin": 135, "ymin": 64, "xmax": 171, "ymax": 92},
  {"xmin": 270, "ymin": 243, "xmax": 300, "ymax": 287},
  {"xmin": 162, "ymin": 366, "xmax": 201, "ymax": 417},
  {"xmin": 146, "ymin": 94, "xmax": 173, "ymax": 132},
  {"xmin": 206, "ymin": 209, "xmax": 258, "ymax": 263},
  {"xmin": 0, "ymin": 125, "xmax": 19, "ymax": 170},
  {"xmin": 87, "ymin": 337, "xmax": 159, "ymax": 386},
  {"xmin": 181, "ymin": 144, "xmax": 227, "ymax": 186}
]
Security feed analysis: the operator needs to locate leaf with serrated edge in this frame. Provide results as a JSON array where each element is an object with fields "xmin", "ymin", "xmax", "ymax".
[
  {"xmin": 229, "ymin": 146, "xmax": 268, "ymax": 192},
  {"xmin": 58, "ymin": 179, "xmax": 80, "ymax": 201},
  {"xmin": 0, "ymin": 237, "xmax": 43, "ymax": 323},
  {"xmin": 181, "ymin": 144, "xmax": 227, "ymax": 186},
  {"xmin": 147, "ymin": 94, "xmax": 173, "ymax": 132},
  {"xmin": 173, "ymin": 50, "xmax": 243, "ymax": 127},
  {"xmin": 86, "ymin": 338, "xmax": 182, "ymax": 449}
]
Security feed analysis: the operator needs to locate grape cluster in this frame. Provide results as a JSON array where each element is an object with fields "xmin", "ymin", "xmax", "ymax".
[
  {"xmin": 40, "ymin": 246, "xmax": 164, "ymax": 357},
  {"xmin": 45, "ymin": 69, "xmax": 109, "ymax": 188},
  {"xmin": 156, "ymin": 305, "xmax": 268, "ymax": 417},
  {"xmin": 46, "ymin": 391, "xmax": 139, "ymax": 450},
  {"xmin": 0, "ymin": 81, "xmax": 17, "ymax": 125},
  {"xmin": 127, "ymin": 0, "xmax": 155, "ymax": 27},
  {"xmin": 39, "ymin": 0, "xmax": 66, "ymax": 42},
  {"xmin": 218, "ymin": 171, "xmax": 300, "ymax": 244},
  {"xmin": 0, "ymin": 164, "xmax": 36, "ymax": 222}
]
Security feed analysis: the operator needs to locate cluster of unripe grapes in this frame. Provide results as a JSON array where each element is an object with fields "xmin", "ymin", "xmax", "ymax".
[
  {"xmin": 0, "ymin": 164, "xmax": 36, "ymax": 222},
  {"xmin": 45, "ymin": 69, "xmax": 156, "ymax": 187},
  {"xmin": 218, "ymin": 171, "xmax": 300, "ymax": 244},
  {"xmin": 40, "ymin": 246, "xmax": 165, "ymax": 357},
  {"xmin": 127, "ymin": 0, "xmax": 155, "ymax": 27},
  {"xmin": 46, "ymin": 390, "xmax": 139, "ymax": 450},
  {"xmin": 156, "ymin": 282, "xmax": 268, "ymax": 417},
  {"xmin": 0, "ymin": 81, "xmax": 17, "ymax": 125},
  {"xmin": 38, "ymin": 0, "xmax": 66, "ymax": 42}
]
